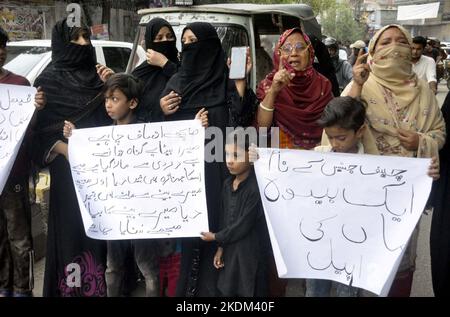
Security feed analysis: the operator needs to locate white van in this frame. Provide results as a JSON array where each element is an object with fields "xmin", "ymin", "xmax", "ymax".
[
  {"xmin": 127, "ymin": 3, "xmax": 321, "ymax": 90},
  {"xmin": 4, "ymin": 40, "xmax": 146, "ymax": 85}
]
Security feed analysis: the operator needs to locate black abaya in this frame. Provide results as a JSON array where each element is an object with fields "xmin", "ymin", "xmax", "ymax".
[
  {"xmin": 161, "ymin": 22, "xmax": 255, "ymax": 297},
  {"xmin": 430, "ymin": 91, "xmax": 450, "ymax": 296},
  {"xmin": 132, "ymin": 18, "xmax": 179, "ymax": 123},
  {"xmin": 34, "ymin": 19, "xmax": 111, "ymax": 297}
]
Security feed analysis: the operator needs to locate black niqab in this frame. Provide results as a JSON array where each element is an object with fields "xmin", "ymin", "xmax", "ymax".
[
  {"xmin": 163, "ymin": 22, "xmax": 228, "ymax": 113},
  {"xmin": 34, "ymin": 18, "xmax": 109, "ymax": 164},
  {"xmin": 51, "ymin": 19, "xmax": 97, "ymax": 71},
  {"xmin": 132, "ymin": 18, "xmax": 178, "ymax": 122}
]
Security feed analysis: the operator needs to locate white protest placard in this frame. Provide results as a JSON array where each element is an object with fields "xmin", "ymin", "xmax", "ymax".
[
  {"xmin": 0, "ymin": 83, "xmax": 36, "ymax": 194},
  {"xmin": 254, "ymin": 148, "xmax": 432, "ymax": 296},
  {"xmin": 68, "ymin": 120, "xmax": 208, "ymax": 240}
]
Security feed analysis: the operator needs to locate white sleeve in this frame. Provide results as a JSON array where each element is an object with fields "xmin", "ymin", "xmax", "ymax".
[{"xmin": 426, "ymin": 58, "xmax": 437, "ymax": 83}]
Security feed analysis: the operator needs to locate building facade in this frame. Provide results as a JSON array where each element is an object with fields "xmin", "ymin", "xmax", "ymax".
[
  {"xmin": 0, "ymin": 0, "xmax": 172, "ymax": 42},
  {"xmin": 395, "ymin": 0, "xmax": 450, "ymax": 41}
]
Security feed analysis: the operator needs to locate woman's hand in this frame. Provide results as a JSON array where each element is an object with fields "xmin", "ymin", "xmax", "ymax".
[
  {"xmin": 352, "ymin": 51, "xmax": 370, "ymax": 87},
  {"xmin": 213, "ymin": 247, "xmax": 224, "ymax": 269},
  {"xmin": 428, "ymin": 156, "xmax": 440, "ymax": 181},
  {"xmin": 34, "ymin": 86, "xmax": 46, "ymax": 110},
  {"xmin": 146, "ymin": 49, "xmax": 168, "ymax": 68},
  {"xmin": 160, "ymin": 91, "xmax": 181, "ymax": 115},
  {"xmin": 195, "ymin": 108, "xmax": 209, "ymax": 128},
  {"xmin": 244, "ymin": 47, "xmax": 253, "ymax": 76},
  {"xmin": 63, "ymin": 120, "xmax": 76, "ymax": 139},
  {"xmin": 231, "ymin": 47, "xmax": 253, "ymax": 97},
  {"xmin": 227, "ymin": 47, "xmax": 253, "ymax": 75},
  {"xmin": 96, "ymin": 64, "xmax": 114, "ymax": 82},
  {"xmin": 271, "ymin": 56, "xmax": 295, "ymax": 94},
  {"xmin": 200, "ymin": 231, "xmax": 216, "ymax": 242},
  {"xmin": 397, "ymin": 128, "xmax": 420, "ymax": 151}
]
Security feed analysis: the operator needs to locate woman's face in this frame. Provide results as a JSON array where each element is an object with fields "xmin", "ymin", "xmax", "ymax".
[
  {"xmin": 374, "ymin": 27, "xmax": 409, "ymax": 53},
  {"xmin": 154, "ymin": 26, "xmax": 175, "ymax": 42},
  {"xmin": 181, "ymin": 29, "xmax": 198, "ymax": 45},
  {"xmin": 279, "ymin": 32, "xmax": 310, "ymax": 71},
  {"xmin": 70, "ymin": 30, "xmax": 90, "ymax": 46}
]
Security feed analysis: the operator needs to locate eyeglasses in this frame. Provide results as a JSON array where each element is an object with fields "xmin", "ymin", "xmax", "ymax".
[{"xmin": 280, "ymin": 42, "xmax": 310, "ymax": 55}]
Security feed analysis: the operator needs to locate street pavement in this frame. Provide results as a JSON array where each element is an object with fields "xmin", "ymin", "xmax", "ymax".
[{"xmin": 31, "ymin": 82, "xmax": 449, "ymax": 297}]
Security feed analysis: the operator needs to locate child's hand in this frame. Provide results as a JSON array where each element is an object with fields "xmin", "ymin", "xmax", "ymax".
[
  {"xmin": 63, "ymin": 120, "xmax": 76, "ymax": 139},
  {"xmin": 214, "ymin": 247, "xmax": 224, "ymax": 269},
  {"xmin": 249, "ymin": 143, "xmax": 259, "ymax": 164},
  {"xmin": 195, "ymin": 108, "xmax": 209, "ymax": 128},
  {"xmin": 428, "ymin": 156, "xmax": 440, "ymax": 181},
  {"xmin": 200, "ymin": 231, "xmax": 215, "ymax": 242}
]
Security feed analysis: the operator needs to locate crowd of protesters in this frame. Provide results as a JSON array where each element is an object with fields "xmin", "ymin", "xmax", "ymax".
[{"xmin": 1, "ymin": 16, "xmax": 450, "ymax": 298}]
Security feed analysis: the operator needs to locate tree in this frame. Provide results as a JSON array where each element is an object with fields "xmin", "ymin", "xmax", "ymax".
[
  {"xmin": 301, "ymin": 0, "xmax": 336, "ymax": 16},
  {"xmin": 321, "ymin": 3, "xmax": 366, "ymax": 43}
]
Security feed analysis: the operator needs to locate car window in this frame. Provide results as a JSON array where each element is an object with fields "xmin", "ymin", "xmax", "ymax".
[
  {"xmin": 103, "ymin": 47, "xmax": 132, "ymax": 73},
  {"xmin": 4, "ymin": 47, "xmax": 51, "ymax": 78},
  {"xmin": 215, "ymin": 25, "xmax": 249, "ymax": 57}
]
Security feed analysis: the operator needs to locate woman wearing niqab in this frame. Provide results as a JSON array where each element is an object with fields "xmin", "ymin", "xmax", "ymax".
[
  {"xmin": 161, "ymin": 22, "xmax": 256, "ymax": 296},
  {"xmin": 132, "ymin": 17, "xmax": 179, "ymax": 123},
  {"xmin": 34, "ymin": 18, "xmax": 111, "ymax": 297}
]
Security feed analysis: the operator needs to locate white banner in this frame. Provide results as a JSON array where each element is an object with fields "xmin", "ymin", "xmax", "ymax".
[
  {"xmin": 254, "ymin": 148, "xmax": 432, "ymax": 296},
  {"xmin": 68, "ymin": 120, "xmax": 208, "ymax": 240},
  {"xmin": 0, "ymin": 83, "xmax": 36, "ymax": 194},
  {"xmin": 397, "ymin": 2, "xmax": 440, "ymax": 21}
]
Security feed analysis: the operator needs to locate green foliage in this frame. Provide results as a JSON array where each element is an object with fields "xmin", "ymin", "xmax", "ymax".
[
  {"xmin": 321, "ymin": 3, "xmax": 366, "ymax": 43},
  {"xmin": 193, "ymin": 0, "xmax": 367, "ymax": 43},
  {"xmin": 301, "ymin": 0, "xmax": 336, "ymax": 15}
]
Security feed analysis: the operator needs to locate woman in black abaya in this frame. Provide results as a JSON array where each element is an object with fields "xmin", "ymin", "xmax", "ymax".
[
  {"xmin": 132, "ymin": 18, "xmax": 179, "ymax": 123},
  {"xmin": 34, "ymin": 18, "xmax": 112, "ymax": 297},
  {"xmin": 430, "ymin": 91, "xmax": 450, "ymax": 297},
  {"xmin": 160, "ymin": 22, "xmax": 256, "ymax": 296},
  {"xmin": 307, "ymin": 33, "xmax": 340, "ymax": 97}
]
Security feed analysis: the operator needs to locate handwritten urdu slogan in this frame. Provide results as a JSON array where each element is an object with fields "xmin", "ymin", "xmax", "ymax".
[
  {"xmin": 254, "ymin": 148, "xmax": 432, "ymax": 296},
  {"xmin": 0, "ymin": 84, "xmax": 36, "ymax": 194},
  {"xmin": 68, "ymin": 120, "xmax": 208, "ymax": 240}
]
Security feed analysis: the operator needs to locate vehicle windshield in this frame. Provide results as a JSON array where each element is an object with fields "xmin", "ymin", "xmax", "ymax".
[
  {"xmin": 129, "ymin": 24, "xmax": 249, "ymax": 73},
  {"xmin": 4, "ymin": 46, "xmax": 51, "ymax": 77}
]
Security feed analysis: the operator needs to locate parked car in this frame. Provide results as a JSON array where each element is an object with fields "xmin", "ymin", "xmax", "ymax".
[
  {"xmin": 4, "ymin": 39, "xmax": 146, "ymax": 85},
  {"xmin": 127, "ymin": 3, "xmax": 321, "ymax": 90}
]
